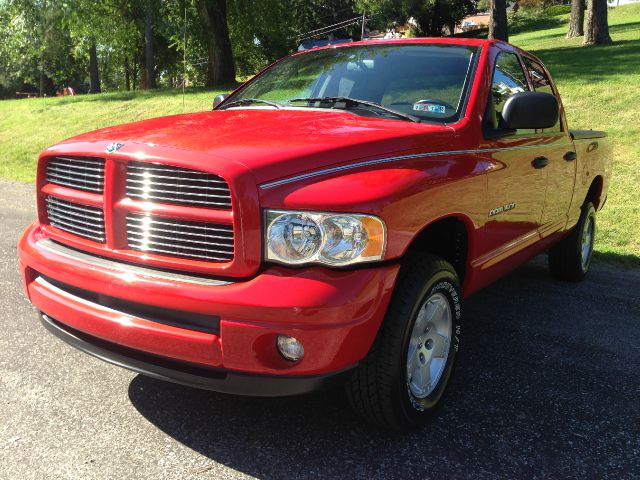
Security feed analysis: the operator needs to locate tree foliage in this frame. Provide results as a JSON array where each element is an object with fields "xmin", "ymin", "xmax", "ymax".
[
  {"xmin": 0, "ymin": 0, "xmax": 614, "ymax": 98},
  {"xmin": 356, "ymin": 0, "xmax": 475, "ymax": 36}
]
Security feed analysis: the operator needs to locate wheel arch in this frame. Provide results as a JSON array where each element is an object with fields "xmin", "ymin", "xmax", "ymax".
[
  {"xmin": 585, "ymin": 175, "xmax": 604, "ymax": 209},
  {"xmin": 401, "ymin": 214, "xmax": 474, "ymax": 282}
]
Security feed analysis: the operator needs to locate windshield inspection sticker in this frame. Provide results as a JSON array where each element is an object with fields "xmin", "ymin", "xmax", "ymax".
[{"xmin": 413, "ymin": 101, "xmax": 446, "ymax": 114}]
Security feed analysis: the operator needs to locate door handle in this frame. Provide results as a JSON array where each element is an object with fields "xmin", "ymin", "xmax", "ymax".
[
  {"xmin": 563, "ymin": 151, "xmax": 577, "ymax": 161},
  {"xmin": 532, "ymin": 156, "xmax": 549, "ymax": 169}
]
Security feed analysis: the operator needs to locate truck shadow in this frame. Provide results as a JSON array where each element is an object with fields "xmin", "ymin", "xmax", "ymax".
[{"xmin": 128, "ymin": 256, "xmax": 639, "ymax": 479}]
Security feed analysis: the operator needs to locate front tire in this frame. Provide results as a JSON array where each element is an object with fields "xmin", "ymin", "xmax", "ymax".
[
  {"xmin": 346, "ymin": 255, "xmax": 462, "ymax": 431},
  {"xmin": 549, "ymin": 202, "xmax": 596, "ymax": 281}
]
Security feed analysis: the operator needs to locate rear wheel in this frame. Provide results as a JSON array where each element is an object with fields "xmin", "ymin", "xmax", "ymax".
[
  {"xmin": 549, "ymin": 202, "xmax": 596, "ymax": 281},
  {"xmin": 345, "ymin": 255, "xmax": 462, "ymax": 431}
]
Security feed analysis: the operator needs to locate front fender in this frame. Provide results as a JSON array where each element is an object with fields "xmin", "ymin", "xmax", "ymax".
[{"xmin": 258, "ymin": 152, "xmax": 489, "ymax": 261}]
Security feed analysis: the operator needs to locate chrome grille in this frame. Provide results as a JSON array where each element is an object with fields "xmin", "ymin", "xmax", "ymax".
[
  {"xmin": 126, "ymin": 162, "xmax": 232, "ymax": 209},
  {"xmin": 126, "ymin": 214, "xmax": 234, "ymax": 262},
  {"xmin": 46, "ymin": 156, "xmax": 105, "ymax": 193},
  {"xmin": 45, "ymin": 197, "xmax": 105, "ymax": 243}
]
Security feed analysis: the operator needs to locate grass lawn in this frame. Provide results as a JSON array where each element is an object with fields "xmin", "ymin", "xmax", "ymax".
[
  {"xmin": 509, "ymin": 4, "xmax": 640, "ymax": 264},
  {"xmin": 0, "ymin": 87, "xmax": 229, "ymax": 181},
  {"xmin": 0, "ymin": 4, "xmax": 638, "ymax": 263}
]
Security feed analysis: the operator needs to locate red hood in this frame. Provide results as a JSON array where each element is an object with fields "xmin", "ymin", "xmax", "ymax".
[{"xmin": 55, "ymin": 109, "xmax": 456, "ymax": 184}]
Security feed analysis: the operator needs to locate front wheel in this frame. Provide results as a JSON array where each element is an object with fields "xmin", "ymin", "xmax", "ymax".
[
  {"xmin": 549, "ymin": 202, "xmax": 596, "ymax": 281},
  {"xmin": 345, "ymin": 255, "xmax": 462, "ymax": 431}
]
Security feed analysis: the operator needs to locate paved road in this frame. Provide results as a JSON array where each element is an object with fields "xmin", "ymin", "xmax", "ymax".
[{"xmin": 1, "ymin": 178, "xmax": 639, "ymax": 480}]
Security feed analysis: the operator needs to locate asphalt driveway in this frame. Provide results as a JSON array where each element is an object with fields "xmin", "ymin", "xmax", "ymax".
[{"xmin": 1, "ymin": 179, "xmax": 638, "ymax": 480}]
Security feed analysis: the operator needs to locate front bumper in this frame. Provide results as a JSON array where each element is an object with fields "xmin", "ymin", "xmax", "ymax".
[{"xmin": 19, "ymin": 223, "xmax": 400, "ymax": 394}]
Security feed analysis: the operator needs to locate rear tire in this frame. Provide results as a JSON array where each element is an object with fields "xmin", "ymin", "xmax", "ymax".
[
  {"xmin": 549, "ymin": 202, "xmax": 596, "ymax": 281},
  {"xmin": 345, "ymin": 254, "xmax": 462, "ymax": 431}
]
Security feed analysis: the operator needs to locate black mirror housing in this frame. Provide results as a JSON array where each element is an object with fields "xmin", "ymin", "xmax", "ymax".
[
  {"xmin": 213, "ymin": 93, "xmax": 230, "ymax": 109},
  {"xmin": 501, "ymin": 91, "xmax": 559, "ymax": 130}
]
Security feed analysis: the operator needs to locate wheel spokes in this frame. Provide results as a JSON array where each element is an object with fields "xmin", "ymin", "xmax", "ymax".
[{"xmin": 406, "ymin": 292, "xmax": 453, "ymax": 399}]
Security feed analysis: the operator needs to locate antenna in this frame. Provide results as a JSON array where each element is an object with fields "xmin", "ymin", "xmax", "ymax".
[{"xmin": 182, "ymin": 4, "xmax": 186, "ymax": 111}]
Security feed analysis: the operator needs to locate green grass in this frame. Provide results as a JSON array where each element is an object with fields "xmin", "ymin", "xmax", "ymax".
[
  {"xmin": 0, "ymin": 4, "xmax": 638, "ymax": 262},
  {"xmin": 0, "ymin": 87, "xmax": 228, "ymax": 181},
  {"xmin": 509, "ymin": 4, "xmax": 640, "ymax": 263}
]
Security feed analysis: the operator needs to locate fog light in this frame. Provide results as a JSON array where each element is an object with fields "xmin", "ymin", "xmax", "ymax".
[{"xmin": 276, "ymin": 335, "xmax": 304, "ymax": 362}]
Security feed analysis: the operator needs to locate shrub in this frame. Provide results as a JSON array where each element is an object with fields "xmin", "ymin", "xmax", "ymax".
[{"xmin": 545, "ymin": 4, "xmax": 572, "ymax": 16}]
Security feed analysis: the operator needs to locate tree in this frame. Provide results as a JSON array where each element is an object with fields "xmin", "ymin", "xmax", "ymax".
[
  {"xmin": 88, "ymin": 41, "xmax": 101, "ymax": 93},
  {"xmin": 356, "ymin": 0, "xmax": 475, "ymax": 37},
  {"xmin": 489, "ymin": 0, "xmax": 509, "ymax": 42},
  {"xmin": 584, "ymin": 0, "xmax": 612, "ymax": 44},
  {"xmin": 144, "ymin": 2, "xmax": 157, "ymax": 89},
  {"xmin": 567, "ymin": 0, "xmax": 585, "ymax": 38},
  {"xmin": 197, "ymin": 0, "xmax": 236, "ymax": 86}
]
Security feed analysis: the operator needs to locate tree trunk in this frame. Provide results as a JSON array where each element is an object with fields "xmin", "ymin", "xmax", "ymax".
[
  {"xmin": 584, "ymin": 0, "xmax": 612, "ymax": 45},
  {"xmin": 489, "ymin": 0, "xmax": 509, "ymax": 42},
  {"xmin": 89, "ymin": 41, "xmax": 101, "ymax": 93},
  {"xmin": 124, "ymin": 57, "xmax": 131, "ymax": 91},
  {"xmin": 39, "ymin": 59, "xmax": 45, "ymax": 97},
  {"xmin": 197, "ymin": 0, "xmax": 236, "ymax": 86},
  {"xmin": 144, "ymin": 6, "xmax": 157, "ymax": 89},
  {"xmin": 132, "ymin": 52, "xmax": 139, "ymax": 91},
  {"xmin": 567, "ymin": 0, "xmax": 585, "ymax": 38}
]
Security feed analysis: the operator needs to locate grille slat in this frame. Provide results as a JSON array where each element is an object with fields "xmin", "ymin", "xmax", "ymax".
[
  {"xmin": 127, "ymin": 237, "xmax": 234, "ymax": 255},
  {"xmin": 49, "ymin": 211, "xmax": 103, "ymax": 226},
  {"xmin": 127, "ymin": 178, "xmax": 229, "ymax": 191},
  {"xmin": 127, "ymin": 217, "xmax": 233, "ymax": 232},
  {"xmin": 126, "ymin": 162, "xmax": 232, "ymax": 209},
  {"xmin": 127, "ymin": 214, "xmax": 234, "ymax": 263},
  {"xmin": 127, "ymin": 171, "xmax": 228, "ymax": 184},
  {"xmin": 46, "ymin": 172, "xmax": 103, "ymax": 185},
  {"xmin": 126, "ymin": 186, "xmax": 231, "ymax": 199},
  {"xmin": 125, "ymin": 194, "xmax": 230, "ymax": 208},
  {"xmin": 47, "ymin": 197, "xmax": 103, "ymax": 217},
  {"xmin": 48, "ymin": 163, "xmax": 105, "ymax": 174},
  {"xmin": 128, "ymin": 225, "xmax": 233, "ymax": 240},
  {"xmin": 46, "ymin": 197, "xmax": 105, "ymax": 243},
  {"xmin": 127, "ymin": 230, "xmax": 234, "ymax": 249},
  {"xmin": 46, "ymin": 156, "xmax": 105, "ymax": 193},
  {"xmin": 47, "ymin": 216, "xmax": 105, "ymax": 240}
]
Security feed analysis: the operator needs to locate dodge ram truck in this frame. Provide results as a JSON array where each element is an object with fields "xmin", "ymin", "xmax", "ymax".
[{"xmin": 18, "ymin": 38, "xmax": 612, "ymax": 430}]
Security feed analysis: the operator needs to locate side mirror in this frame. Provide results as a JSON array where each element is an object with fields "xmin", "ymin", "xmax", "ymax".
[
  {"xmin": 501, "ymin": 91, "xmax": 559, "ymax": 130},
  {"xmin": 213, "ymin": 93, "xmax": 230, "ymax": 109}
]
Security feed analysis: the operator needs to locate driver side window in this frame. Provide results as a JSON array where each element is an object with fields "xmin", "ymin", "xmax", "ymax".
[{"xmin": 486, "ymin": 52, "xmax": 533, "ymax": 134}]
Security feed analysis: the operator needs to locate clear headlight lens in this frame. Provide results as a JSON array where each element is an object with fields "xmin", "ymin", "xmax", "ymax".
[{"xmin": 265, "ymin": 210, "xmax": 386, "ymax": 266}]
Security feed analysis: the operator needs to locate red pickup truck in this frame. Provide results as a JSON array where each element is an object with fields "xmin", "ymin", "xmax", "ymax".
[{"xmin": 18, "ymin": 38, "xmax": 611, "ymax": 430}]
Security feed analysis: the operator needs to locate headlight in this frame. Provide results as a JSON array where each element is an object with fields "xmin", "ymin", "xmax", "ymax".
[{"xmin": 265, "ymin": 209, "xmax": 386, "ymax": 266}]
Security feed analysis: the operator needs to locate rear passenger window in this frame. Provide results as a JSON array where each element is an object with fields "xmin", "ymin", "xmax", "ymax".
[
  {"xmin": 486, "ymin": 52, "xmax": 533, "ymax": 134},
  {"xmin": 523, "ymin": 57, "xmax": 562, "ymax": 133}
]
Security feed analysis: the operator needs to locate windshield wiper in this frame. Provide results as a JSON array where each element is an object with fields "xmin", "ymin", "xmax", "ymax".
[
  {"xmin": 288, "ymin": 96, "xmax": 420, "ymax": 123},
  {"xmin": 218, "ymin": 98, "xmax": 282, "ymax": 110}
]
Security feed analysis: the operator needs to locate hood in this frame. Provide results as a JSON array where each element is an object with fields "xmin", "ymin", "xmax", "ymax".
[{"xmin": 56, "ymin": 109, "xmax": 456, "ymax": 184}]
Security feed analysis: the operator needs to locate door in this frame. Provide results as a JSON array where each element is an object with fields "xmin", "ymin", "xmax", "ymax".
[
  {"xmin": 521, "ymin": 56, "xmax": 577, "ymax": 234},
  {"xmin": 480, "ymin": 51, "xmax": 549, "ymax": 264}
]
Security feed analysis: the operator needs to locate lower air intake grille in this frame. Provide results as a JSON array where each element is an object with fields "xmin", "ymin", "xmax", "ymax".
[
  {"xmin": 45, "ymin": 197, "xmax": 106, "ymax": 243},
  {"xmin": 126, "ymin": 214, "xmax": 234, "ymax": 262}
]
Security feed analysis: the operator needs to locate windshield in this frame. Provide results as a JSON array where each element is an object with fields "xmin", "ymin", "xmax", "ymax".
[{"xmin": 227, "ymin": 44, "xmax": 479, "ymax": 123}]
